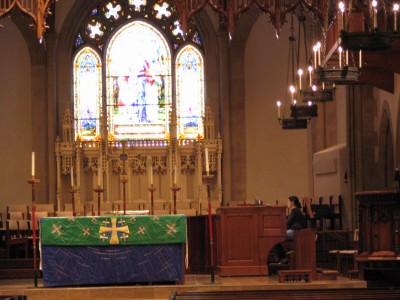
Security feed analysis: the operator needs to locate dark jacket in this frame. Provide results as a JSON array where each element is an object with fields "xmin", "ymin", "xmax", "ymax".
[{"xmin": 287, "ymin": 207, "xmax": 305, "ymax": 230}]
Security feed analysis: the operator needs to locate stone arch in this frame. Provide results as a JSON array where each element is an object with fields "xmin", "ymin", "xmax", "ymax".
[{"xmin": 225, "ymin": 7, "xmax": 261, "ymax": 202}]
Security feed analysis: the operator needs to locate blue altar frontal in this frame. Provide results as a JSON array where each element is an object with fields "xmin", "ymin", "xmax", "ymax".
[{"xmin": 40, "ymin": 215, "xmax": 187, "ymax": 287}]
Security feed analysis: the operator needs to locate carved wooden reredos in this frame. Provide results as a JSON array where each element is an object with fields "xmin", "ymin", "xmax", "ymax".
[{"xmin": 55, "ymin": 103, "xmax": 222, "ymax": 214}]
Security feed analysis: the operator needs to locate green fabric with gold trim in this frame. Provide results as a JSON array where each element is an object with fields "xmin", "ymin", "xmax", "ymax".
[{"xmin": 40, "ymin": 215, "xmax": 187, "ymax": 246}]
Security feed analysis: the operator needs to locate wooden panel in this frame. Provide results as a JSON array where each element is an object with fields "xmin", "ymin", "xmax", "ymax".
[
  {"xmin": 259, "ymin": 206, "xmax": 286, "ymax": 237},
  {"xmin": 216, "ymin": 206, "xmax": 286, "ymax": 276},
  {"xmin": 225, "ymin": 214, "xmax": 257, "ymax": 263}
]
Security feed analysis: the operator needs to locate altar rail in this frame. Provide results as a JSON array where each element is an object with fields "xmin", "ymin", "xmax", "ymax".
[{"xmin": 170, "ymin": 288, "xmax": 400, "ymax": 300}]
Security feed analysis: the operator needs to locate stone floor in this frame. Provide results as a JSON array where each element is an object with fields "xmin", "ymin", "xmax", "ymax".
[{"xmin": 0, "ymin": 274, "xmax": 367, "ymax": 300}]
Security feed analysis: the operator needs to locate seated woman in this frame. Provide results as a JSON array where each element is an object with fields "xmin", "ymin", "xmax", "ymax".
[
  {"xmin": 272, "ymin": 195, "xmax": 306, "ymax": 263},
  {"xmin": 286, "ymin": 195, "xmax": 306, "ymax": 239}
]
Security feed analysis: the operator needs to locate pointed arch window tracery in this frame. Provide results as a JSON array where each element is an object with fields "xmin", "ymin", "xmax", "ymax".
[{"xmin": 72, "ymin": 0, "xmax": 204, "ymax": 141}]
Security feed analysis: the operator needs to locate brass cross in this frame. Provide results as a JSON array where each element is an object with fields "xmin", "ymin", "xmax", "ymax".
[{"xmin": 99, "ymin": 218, "xmax": 130, "ymax": 244}]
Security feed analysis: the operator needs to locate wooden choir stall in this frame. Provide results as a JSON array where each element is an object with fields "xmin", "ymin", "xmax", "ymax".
[{"xmin": 355, "ymin": 190, "xmax": 400, "ymax": 281}]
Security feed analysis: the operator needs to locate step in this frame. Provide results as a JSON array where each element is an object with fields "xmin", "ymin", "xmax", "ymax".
[
  {"xmin": 0, "ymin": 259, "xmax": 39, "ymax": 269},
  {"xmin": 0, "ymin": 268, "xmax": 41, "ymax": 279},
  {"xmin": 317, "ymin": 268, "xmax": 338, "ymax": 280}
]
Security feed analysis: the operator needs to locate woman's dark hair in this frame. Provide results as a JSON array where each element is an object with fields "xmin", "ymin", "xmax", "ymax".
[{"xmin": 288, "ymin": 195, "xmax": 301, "ymax": 208}]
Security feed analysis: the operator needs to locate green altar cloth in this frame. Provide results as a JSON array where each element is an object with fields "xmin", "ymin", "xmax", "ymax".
[{"xmin": 40, "ymin": 215, "xmax": 186, "ymax": 246}]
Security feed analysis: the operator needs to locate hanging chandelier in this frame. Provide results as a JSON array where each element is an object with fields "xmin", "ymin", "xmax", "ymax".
[
  {"xmin": 339, "ymin": 0, "xmax": 398, "ymax": 52},
  {"xmin": 277, "ymin": 12, "xmax": 318, "ymax": 130},
  {"xmin": 0, "ymin": 0, "xmax": 55, "ymax": 42}
]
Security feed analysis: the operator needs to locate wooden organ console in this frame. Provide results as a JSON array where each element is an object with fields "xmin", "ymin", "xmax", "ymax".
[{"xmin": 215, "ymin": 205, "xmax": 286, "ymax": 276}]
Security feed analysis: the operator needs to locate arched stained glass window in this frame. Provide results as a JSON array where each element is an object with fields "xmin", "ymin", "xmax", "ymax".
[
  {"xmin": 106, "ymin": 21, "xmax": 171, "ymax": 140},
  {"xmin": 176, "ymin": 45, "xmax": 204, "ymax": 139},
  {"xmin": 73, "ymin": 0, "xmax": 205, "ymax": 141},
  {"xmin": 73, "ymin": 47, "xmax": 102, "ymax": 141}
]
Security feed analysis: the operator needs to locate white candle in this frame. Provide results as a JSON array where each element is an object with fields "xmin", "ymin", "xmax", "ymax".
[
  {"xmin": 289, "ymin": 85, "xmax": 295, "ymax": 104},
  {"xmin": 372, "ymin": 0, "xmax": 378, "ymax": 28},
  {"xmin": 98, "ymin": 162, "xmax": 101, "ymax": 187},
  {"xmin": 338, "ymin": 47, "xmax": 343, "ymax": 68},
  {"xmin": 345, "ymin": 50, "xmax": 349, "ymax": 65},
  {"xmin": 308, "ymin": 66, "xmax": 313, "ymax": 87},
  {"xmin": 394, "ymin": 4, "xmax": 399, "ymax": 31},
  {"xmin": 205, "ymin": 148, "xmax": 209, "ymax": 174},
  {"xmin": 359, "ymin": 50, "xmax": 362, "ymax": 68},
  {"xmin": 313, "ymin": 45, "xmax": 317, "ymax": 68},
  {"xmin": 173, "ymin": 165, "xmax": 177, "ymax": 185},
  {"xmin": 339, "ymin": 2, "xmax": 345, "ymax": 30},
  {"xmin": 277, "ymin": 101, "xmax": 281, "ymax": 118},
  {"xmin": 71, "ymin": 165, "xmax": 74, "ymax": 187},
  {"xmin": 317, "ymin": 42, "xmax": 321, "ymax": 66},
  {"xmin": 31, "ymin": 152, "xmax": 35, "ymax": 178},
  {"xmin": 298, "ymin": 69, "xmax": 303, "ymax": 90},
  {"xmin": 150, "ymin": 163, "xmax": 153, "ymax": 185}
]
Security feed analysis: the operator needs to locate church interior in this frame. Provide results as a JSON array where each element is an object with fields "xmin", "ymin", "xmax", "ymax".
[{"xmin": 1, "ymin": 0, "xmax": 400, "ymax": 298}]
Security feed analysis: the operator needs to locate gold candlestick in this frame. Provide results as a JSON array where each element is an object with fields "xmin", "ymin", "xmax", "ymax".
[
  {"xmin": 94, "ymin": 187, "xmax": 104, "ymax": 216},
  {"xmin": 70, "ymin": 186, "xmax": 77, "ymax": 216},
  {"xmin": 26, "ymin": 177, "xmax": 40, "ymax": 288},
  {"xmin": 148, "ymin": 185, "xmax": 157, "ymax": 215},
  {"xmin": 120, "ymin": 173, "xmax": 128, "ymax": 215},
  {"xmin": 171, "ymin": 185, "xmax": 181, "ymax": 215}
]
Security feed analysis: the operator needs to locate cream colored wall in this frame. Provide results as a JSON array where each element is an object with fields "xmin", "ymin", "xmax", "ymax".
[
  {"xmin": 0, "ymin": 19, "xmax": 33, "ymax": 218},
  {"xmin": 244, "ymin": 16, "xmax": 312, "ymax": 204},
  {"xmin": 335, "ymin": 86, "xmax": 348, "ymax": 145}
]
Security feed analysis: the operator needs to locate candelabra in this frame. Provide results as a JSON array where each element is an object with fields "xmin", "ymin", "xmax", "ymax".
[
  {"xmin": 94, "ymin": 186, "xmax": 104, "ymax": 216},
  {"xmin": 148, "ymin": 185, "xmax": 157, "ymax": 215},
  {"xmin": 26, "ymin": 177, "xmax": 40, "ymax": 288}
]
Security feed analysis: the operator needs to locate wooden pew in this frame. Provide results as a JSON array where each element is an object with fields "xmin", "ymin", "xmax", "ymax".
[{"xmin": 170, "ymin": 288, "xmax": 400, "ymax": 300}]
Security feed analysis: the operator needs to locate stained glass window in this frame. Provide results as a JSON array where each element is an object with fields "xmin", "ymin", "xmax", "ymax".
[
  {"xmin": 106, "ymin": 21, "xmax": 171, "ymax": 140},
  {"xmin": 176, "ymin": 45, "xmax": 204, "ymax": 139},
  {"xmin": 73, "ymin": 0, "xmax": 205, "ymax": 141},
  {"xmin": 73, "ymin": 47, "xmax": 102, "ymax": 140}
]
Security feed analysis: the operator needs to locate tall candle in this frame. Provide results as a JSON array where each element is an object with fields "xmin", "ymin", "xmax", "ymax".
[
  {"xmin": 298, "ymin": 69, "xmax": 303, "ymax": 90},
  {"xmin": 31, "ymin": 152, "xmax": 35, "ymax": 178},
  {"xmin": 372, "ymin": 0, "xmax": 378, "ymax": 28},
  {"xmin": 338, "ymin": 47, "xmax": 343, "ymax": 68},
  {"xmin": 276, "ymin": 101, "xmax": 281, "ymax": 118},
  {"xmin": 359, "ymin": 50, "xmax": 362, "ymax": 68},
  {"xmin": 317, "ymin": 42, "xmax": 321, "ymax": 66},
  {"xmin": 205, "ymin": 148, "xmax": 209, "ymax": 174},
  {"xmin": 308, "ymin": 66, "xmax": 313, "ymax": 87},
  {"xmin": 394, "ymin": 4, "xmax": 399, "ymax": 31},
  {"xmin": 173, "ymin": 165, "xmax": 177, "ymax": 185},
  {"xmin": 345, "ymin": 50, "xmax": 349, "ymax": 65},
  {"xmin": 98, "ymin": 162, "xmax": 101, "ymax": 187},
  {"xmin": 150, "ymin": 163, "xmax": 153, "ymax": 185},
  {"xmin": 71, "ymin": 165, "xmax": 74, "ymax": 187},
  {"xmin": 313, "ymin": 45, "xmax": 317, "ymax": 68},
  {"xmin": 339, "ymin": 2, "xmax": 345, "ymax": 30},
  {"xmin": 289, "ymin": 85, "xmax": 295, "ymax": 104}
]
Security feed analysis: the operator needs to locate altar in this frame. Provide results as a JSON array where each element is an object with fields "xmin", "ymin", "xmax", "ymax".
[{"xmin": 40, "ymin": 215, "xmax": 187, "ymax": 287}]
